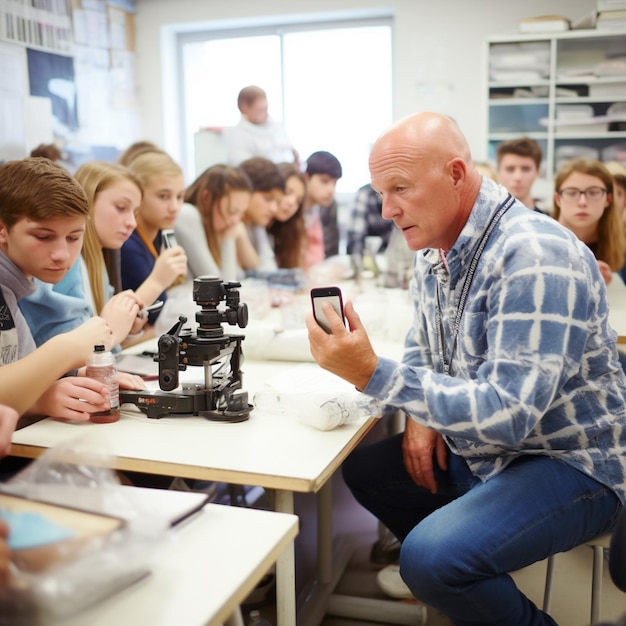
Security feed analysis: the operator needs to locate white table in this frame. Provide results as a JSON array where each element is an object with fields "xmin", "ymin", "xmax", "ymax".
[
  {"xmin": 607, "ymin": 275, "xmax": 626, "ymax": 344},
  {"xmin": 37, "ymin": 488, "xmax": 299, "ymax": 626},
  {"xmin": 10, "ymin": 360, "xmax": 379, "ymax": 626}
]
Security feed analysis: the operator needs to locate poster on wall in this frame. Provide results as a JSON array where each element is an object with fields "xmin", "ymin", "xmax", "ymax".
[
  {"xmin": 26, "ymin": 49, "xmax": 78, "ymax": 137},
  {"xmin": 0, "ymin": 42, "xmax": 26, "ymax": 162}
]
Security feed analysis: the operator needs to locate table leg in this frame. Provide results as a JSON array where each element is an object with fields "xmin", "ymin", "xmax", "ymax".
[
  {"xmin": 224, "ymin": 608, "xmax": 244, "ymax": 626},
  {"xmin": 274, "ymin": 490, "xmax": 296, "ymax": 626},
  {"xmin": 317, "ymin": 481, "xmax": 333, "ymax": 584}
]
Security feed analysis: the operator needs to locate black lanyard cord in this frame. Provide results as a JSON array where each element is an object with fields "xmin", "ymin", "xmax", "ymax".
[{"xmin": 435, "ymin": 194, "xmax": 515, "ymax": 375}]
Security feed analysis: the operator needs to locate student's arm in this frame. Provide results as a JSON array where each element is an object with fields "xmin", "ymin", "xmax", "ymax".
[
  {"xmin": 232, "ymin": 223, "xmax": 260, "ymax": 271},
  {"xmin": 0, "ymin": 405, "xmax": 19, "ymax": 459},
  {"xmin": 0, "ymin": 317, "xmax": 113, "ymax": 416},
  {"xmin": 99, "ymin": 289, "xmax": 144, "ymax": 345}
]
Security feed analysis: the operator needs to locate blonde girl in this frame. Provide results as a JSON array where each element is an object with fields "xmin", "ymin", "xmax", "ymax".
[{"xmin": 121, "ymin": 151, "xmax": 188, "ymax": 325}]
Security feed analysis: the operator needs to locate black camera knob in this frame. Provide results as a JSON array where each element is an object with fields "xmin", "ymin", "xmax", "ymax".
[{"xmin": 237, "ymin": 303, "xmax": 249, "ymax": 328}]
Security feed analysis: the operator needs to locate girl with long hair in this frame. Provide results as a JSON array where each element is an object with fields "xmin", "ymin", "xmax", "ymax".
[
  {"xmin": 553, "ymin": 157, "xmax": 626, "ymax": 285},
  {"xmin": 176, "ymin": 164, "xmax": 258, "ymax": 281},
  {"xmin": 268, "ymin": 162, "xmax": 306, "ymax": 269},
  {"xmin": 121, "ymin": 150, "xmax": 188, "ymax": 326}
]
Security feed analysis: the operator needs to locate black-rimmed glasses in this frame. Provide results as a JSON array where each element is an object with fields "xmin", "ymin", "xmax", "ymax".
[{"xmin": 557, "ymin": 187, "xmax": 607, "ymax": 202}]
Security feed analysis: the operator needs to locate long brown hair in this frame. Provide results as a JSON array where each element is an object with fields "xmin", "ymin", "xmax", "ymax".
[
  {"xmin": 184, "ymin": 164, "xmax": 252, "ymax": 266},
  {"xmin": 268, "ymin": 163, "xmax": 306, "ymax": 269},
  {"xmin": 74, "ymin": 161, "xmax": 143, "ymax": 313},
  {"xmin": 553, "ymin": 158, "xmax": 625, "ymax": 271}
]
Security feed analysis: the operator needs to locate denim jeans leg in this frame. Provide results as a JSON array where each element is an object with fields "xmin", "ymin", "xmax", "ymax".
[
  {"xmin": 342, "ymin": 433, "xmax": 480, "ymax": 541},
  {"xmin": 399, "ymin": 455, "xmax": 621, "ymax": 626}
]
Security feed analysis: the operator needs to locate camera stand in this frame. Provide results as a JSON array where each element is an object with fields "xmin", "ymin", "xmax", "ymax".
[{"xmin": 120, "ymin": 277, "xmax": 252, "ymax": 422}]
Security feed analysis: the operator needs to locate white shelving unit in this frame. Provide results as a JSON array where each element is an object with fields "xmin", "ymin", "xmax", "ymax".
[{"xmin": 487, "ymin": 29, "xmax": 626, "ymax": 183}]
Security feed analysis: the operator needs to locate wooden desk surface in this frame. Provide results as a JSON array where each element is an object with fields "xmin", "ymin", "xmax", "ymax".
[{"xmin": 10, "ymin": 361, "xmax": 378, "ymax": 493}]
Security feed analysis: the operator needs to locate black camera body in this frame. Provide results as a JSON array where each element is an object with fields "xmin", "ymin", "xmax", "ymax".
[{"xmin": 121, "ymin": 276, "xmax": 251, "ymax": 422}]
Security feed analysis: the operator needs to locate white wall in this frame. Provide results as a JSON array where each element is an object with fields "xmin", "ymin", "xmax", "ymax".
[{"xmin": 134, "ymin": 0, "xmax": 596, "ymax": 177}]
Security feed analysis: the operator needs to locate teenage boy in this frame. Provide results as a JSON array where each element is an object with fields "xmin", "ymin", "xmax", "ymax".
[
  {"xmin": 496, "ymin": 137, "xmax": 544, "ymax": 212},
  {"xmin": 0, "ymin": 157, "xmax": 124, "ymax": 422},
  {"xmin": 303, "ymin": 151, "xmax": 343, "ymax": 266}
]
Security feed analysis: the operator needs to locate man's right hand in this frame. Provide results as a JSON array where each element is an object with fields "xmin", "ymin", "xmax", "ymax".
[{"xmin": 402, "ymin": 419, "xmax": 448, "ymax": 494}]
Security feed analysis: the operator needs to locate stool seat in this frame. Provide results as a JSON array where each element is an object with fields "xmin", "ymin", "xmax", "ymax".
[{"xmin": 543, "ymin": 533, "xmax": 612, "ymax": 624}]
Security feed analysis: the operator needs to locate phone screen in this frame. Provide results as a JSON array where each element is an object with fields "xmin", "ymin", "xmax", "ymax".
[
  {"xmin": 161, "ymin": 229, "xmax": 177, "ymax": 249},
  {"xmin": 311, "ymin": 287, "xmax": 345, "ymax": 334}
]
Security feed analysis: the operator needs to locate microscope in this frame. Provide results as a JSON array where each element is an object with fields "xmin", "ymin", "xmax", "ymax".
[{"xmin": 120, "ymin": 276, "xmax": 251, "ymax": 422}]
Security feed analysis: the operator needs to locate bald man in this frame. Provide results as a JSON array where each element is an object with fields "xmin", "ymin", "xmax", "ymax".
[{"xmin": 306, "ymin": 112, "xmax": 626, "ymax": 625}]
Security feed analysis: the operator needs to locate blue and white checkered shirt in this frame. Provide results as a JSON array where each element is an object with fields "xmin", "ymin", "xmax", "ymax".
[
  {"xmin": 365, "ymin": 177, "xmax": 626, "ymax": 503},
  {"xmin": 346, "ymin": 184, "xmax": 394, "ymax": 255}
]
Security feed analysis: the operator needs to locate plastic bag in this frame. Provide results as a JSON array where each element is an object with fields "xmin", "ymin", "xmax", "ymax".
[
  {"xmin": 252, "ymin": 363, "xmax": 382, "ymax": 431},
  {"xmin": 0, "ymin": 435, "xmax": 169, "ymax": 624}
]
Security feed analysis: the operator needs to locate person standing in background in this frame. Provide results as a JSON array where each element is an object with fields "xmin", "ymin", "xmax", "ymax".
[
  {"xmin": 226, "ymin": 86, "xmax": 297, "ymax": 167},
  {"xmin": 496, "ymin": 137, "xmax": 544, "ymax": 212}
]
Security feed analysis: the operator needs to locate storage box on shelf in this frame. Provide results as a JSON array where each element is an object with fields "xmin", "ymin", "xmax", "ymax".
[{"xmin": 487, "ymin": 30, "xmax": 626, "ymax": 187}]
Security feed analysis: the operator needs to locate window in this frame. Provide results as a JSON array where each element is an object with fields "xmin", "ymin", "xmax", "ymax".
[{"xmin": 177, "ymin": 13, "xmax": 393, "ymax": 194}]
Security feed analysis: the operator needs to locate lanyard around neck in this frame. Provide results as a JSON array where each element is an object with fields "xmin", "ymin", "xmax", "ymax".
[{"xmin": 435, "ymin": 194, "xmax": 515, "ymax": 375}]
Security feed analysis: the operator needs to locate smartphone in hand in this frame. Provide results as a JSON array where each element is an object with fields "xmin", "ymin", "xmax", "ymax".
[
  {"xmin": 311, "ymin": 286, "xmax": 345, "ymax": 334},
  {"xmin": 161, "ymin": 229, "xmax": 178, "ymax": 249},
  {"xmin": 137, "ymin": 300, "xmax": 164, "ymax": 319}
]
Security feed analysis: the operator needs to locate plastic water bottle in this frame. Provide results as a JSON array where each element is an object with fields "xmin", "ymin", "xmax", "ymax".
[
  {"xmin": 85, "ymin": 344, "xmax": 120, "ymax": 423},
  {"xmin": 247, "ymin": 609, "xmax": 272, "ymax": 626}
]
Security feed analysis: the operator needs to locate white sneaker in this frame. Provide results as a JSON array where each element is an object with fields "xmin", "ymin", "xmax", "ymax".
[{"xmin": 376, "ymin": 564, "xmax": 415, "ymax": 599}]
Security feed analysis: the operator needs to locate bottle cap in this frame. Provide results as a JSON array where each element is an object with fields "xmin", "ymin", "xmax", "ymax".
[{"xmin": 94, "ymin": 344, "xmax": 105, "ymax": 352}]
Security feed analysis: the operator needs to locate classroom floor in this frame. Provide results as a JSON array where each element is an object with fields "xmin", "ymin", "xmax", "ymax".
[{"xmin": 243, "ymin": 418, "xmax": 626, "ymax": 626}]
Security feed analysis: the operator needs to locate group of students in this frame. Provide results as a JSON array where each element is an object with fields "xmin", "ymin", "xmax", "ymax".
[
  {"xmin": 178, "ymin": 149, "xmax": 343, "ymax": 282},
  {"xmin": 3, "ymin": 100, "xmax": 626, "ymax": 616},
  {"xmin": 0, "ymin": 112, "xmax": 347, "ymax": 586},
  {"xmin": 480, "ymin": 136, "xmax": 626, "ymax": 289}
]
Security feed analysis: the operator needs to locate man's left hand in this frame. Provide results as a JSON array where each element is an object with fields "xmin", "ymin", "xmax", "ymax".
[{"xmin": 306, "ymin": 300, "xmax": 378, "ymax": 390}]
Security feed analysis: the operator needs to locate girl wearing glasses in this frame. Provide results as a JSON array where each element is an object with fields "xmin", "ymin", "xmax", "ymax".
[
  {"xmin": 553, "ymin": 157, "xmax": 626, "ymax": 285},
  {"xmin": 175, "ymin": 164, "xmax": 258, "ymax": 282}
]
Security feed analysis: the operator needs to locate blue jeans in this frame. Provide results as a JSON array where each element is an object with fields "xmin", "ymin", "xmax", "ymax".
[{"xmin": 343, "ymin": 433, "xmax": 621, "ymax": 626}]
